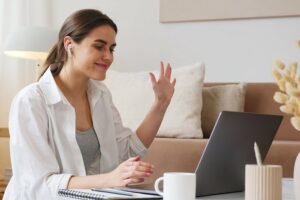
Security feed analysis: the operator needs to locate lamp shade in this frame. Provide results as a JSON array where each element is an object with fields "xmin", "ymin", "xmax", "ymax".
[{"xmin": 3, "ymin": 26, "xmax": 57, "ymax": 60}]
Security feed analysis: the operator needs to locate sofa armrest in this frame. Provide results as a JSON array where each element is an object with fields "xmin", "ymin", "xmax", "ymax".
[{"xmin": 265, "ymin": 140, "xmax": 300, "ymax": 177}]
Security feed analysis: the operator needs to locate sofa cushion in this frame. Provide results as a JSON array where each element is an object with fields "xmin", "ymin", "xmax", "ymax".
[
  {"xmin": 204, "ymin": 83, "xmax": 300, "ymax": 141},
  {"xmin": 201, "ymin": 83, "xmax": 247, "ymax": 138},
  {"xmin": 104, "ymin": 62, "xmax": 205, "ymax": 138}
]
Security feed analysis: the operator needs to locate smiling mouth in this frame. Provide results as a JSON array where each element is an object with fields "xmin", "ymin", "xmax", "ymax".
[{"xmin": 95, "ymin": 62, "xmax": 109, "ymax": 70}]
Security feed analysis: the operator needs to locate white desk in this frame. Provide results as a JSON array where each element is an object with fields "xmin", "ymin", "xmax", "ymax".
[
  {"xmin": 197, "ymin": 178, "xmax": 295, "ymax": 200},
  {"xmin": 61, "ymin": 178, "xmax": 295, "ymax": 200}
]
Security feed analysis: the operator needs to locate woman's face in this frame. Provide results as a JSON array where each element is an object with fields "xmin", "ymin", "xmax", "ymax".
[{"xmin": 70, "ymin": 25, "xmax": 116, "ymax": 81}]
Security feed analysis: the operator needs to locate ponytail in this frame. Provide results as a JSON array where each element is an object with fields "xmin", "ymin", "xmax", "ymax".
[
  {"xmin": 38, "ymin": 40, "xmax": 66, "ymax": 80},
  {"xmin": 38, "ymin": 44, "xmax": 57, "ymax": 80}
]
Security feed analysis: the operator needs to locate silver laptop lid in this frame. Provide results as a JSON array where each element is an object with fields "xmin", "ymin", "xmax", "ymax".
[{"xmin": 195, "ymin": 111, "xmax": 283, "ymax": 197}]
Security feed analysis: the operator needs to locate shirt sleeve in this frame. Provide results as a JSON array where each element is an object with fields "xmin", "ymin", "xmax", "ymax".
[
  {"xmin": 105, "ymin": 88, "xmax": 147, "ymax": 161},
  {"xmin": 8, "ymin": 88, "xmax": 72, "ymax": 199}
]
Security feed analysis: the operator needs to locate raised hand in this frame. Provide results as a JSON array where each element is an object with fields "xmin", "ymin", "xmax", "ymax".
[{"xmin": 149, "ymin": 61, "xmax": 176, "ymax": 109}]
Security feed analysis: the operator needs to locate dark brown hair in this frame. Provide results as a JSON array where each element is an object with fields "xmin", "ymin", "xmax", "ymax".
[{"xmin": 39, "ymin": 9, "xmax": 117, "ymax": 79}]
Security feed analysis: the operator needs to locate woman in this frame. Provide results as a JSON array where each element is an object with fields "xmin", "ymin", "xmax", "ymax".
[{"xmin": 4, "ymin": 9, "xmax": 176, "ymax": 199}]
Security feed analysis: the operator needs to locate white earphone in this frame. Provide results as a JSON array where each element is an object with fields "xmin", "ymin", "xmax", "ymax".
[{"xmin": 67, "ymin": 44, "xmax": 73, "ymax": 57}]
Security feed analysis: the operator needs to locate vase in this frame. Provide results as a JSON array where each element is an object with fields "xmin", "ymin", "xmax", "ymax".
[{"xmin": 295, "ymin": 153, "xmax": 300, "ymax": 200}]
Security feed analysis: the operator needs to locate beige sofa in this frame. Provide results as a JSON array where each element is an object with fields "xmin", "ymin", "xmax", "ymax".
[
  {"xmin": 1, "ymin": 83, "xmax": 300, "ymax": 185},
  {"xmin": 142, "ymin": 83, "xmax": 300, "ymax": 184}
]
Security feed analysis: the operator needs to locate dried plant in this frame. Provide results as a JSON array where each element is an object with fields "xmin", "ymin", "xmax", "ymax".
[{"xmin": 272, "ymin": 41, "xmax": 300, "ymax": 130}]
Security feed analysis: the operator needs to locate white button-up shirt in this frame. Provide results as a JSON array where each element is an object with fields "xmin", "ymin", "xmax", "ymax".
[{"xmin": 4, "ymin": 69, "xmax": 147, "ymax": 200}]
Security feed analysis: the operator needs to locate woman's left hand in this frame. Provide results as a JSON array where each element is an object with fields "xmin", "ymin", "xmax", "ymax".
[{"xmin": 149, "ymin": 61, "xmax": 176, "ymax": 109}]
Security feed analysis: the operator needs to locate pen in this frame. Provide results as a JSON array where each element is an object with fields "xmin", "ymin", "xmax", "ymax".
[
  {"xmin": 254, "ymin": 142, "xmax": 262, "ymax": 166},
  {"xmin": 91, "ymin": 188, "xmax": 134, "ymax": 197}
]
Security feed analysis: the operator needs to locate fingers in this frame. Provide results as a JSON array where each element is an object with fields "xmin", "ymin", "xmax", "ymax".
[
  {"xmin": 126, "ymin": 160, "xmax": 154, "ymax": 173},
  {"xmin": 124, "ymin": 169, "xmax": 152, "ymax": 179},
  {"xmin": 159, "ymin": 61, "xmax": 173, "ymax": 81},
  {"xmin": 150, "ymin": 61, "xmax": 176, "ymax": 94},
  {"xmin": 139, "ymin": 160, "xmax": 154, "ymax": 169},
  {"xmin": 123, "ymin": 158, "xmax": 154, "ymax": 179},
  {"xmin": 127, "ymin": 155, "xmax": 140, "ymax": 162},
  {"xmin": 123, "ymin": 177, "xmax": 145, "ymax": 186},
  {"xmin": 125, "ymin": 156, "xmax": 154, "ymax": 170},
  {"xmin": 153, "ymin": 61, "xmax": 173, "ymax": 80},
  {"xmin": 131, "ymin": 162, "xmax": 154, "ymax": 174},
  {"xmin": 171, "ymin": 78, "xmax": 176, "ymax": 87},
  {"xmin": 165, "ymin": 63, "xmax": 172, "ymax": 81},
  {"xmin": 149, "ymin": 72, "xmax": 157, "ymax": 85},
  {"xmin": 160, "ymin": 61, "xmax": 164, "ymax": 79},
  {"xmin": 111, "ymin": 157, "xmax": 151, "ymax": 187}
]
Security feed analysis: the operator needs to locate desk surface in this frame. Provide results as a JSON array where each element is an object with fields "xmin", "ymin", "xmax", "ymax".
[
  {"xmin": 60, "ymin": 178, "xmax": 295, "ymax": 200},
  {"xmin": 197, "ymin": 178, "xmax": 295, "ymax": 200}
]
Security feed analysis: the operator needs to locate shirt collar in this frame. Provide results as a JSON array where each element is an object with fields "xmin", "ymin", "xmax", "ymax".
[
  {"xmin": 87, "ymin": 79, "xmax": 107, "ymax": 109},
  {"xmin": 38, "ymin": 68, "xmax": 106, "ymax": 106}
]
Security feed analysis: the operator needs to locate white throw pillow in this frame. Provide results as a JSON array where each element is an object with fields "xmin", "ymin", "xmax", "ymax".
[{"xmin": 104, "ymin": 62, "xmax": 205, "ymax": 138}]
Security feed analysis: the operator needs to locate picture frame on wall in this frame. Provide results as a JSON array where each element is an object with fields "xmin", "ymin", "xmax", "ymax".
[{"xmin": 160, "ymin": 0, "xmax": 300, "ymax": 23}]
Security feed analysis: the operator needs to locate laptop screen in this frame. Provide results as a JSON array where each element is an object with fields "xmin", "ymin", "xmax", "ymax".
[{"xmin": 195, "ymin": 111, "xmax": 283, "ymax": 197}]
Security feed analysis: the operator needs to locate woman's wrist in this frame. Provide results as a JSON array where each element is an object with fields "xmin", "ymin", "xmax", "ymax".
[
  {"xmin": 67, "ymin": 173, "xmax": 112, "ymax": 189},
  {"xmin": 153, "ymin": 99, "xmax": 170, "ymax": 113}
]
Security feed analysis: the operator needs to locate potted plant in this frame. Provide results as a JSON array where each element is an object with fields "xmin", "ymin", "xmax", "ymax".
[{"xmin": 272, "ymin": 41, "xmax": 300, "ymax": 200}]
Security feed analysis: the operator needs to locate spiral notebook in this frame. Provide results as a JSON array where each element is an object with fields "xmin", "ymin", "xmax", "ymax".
[{"xmin": 58, "ymin": 188, "xmax": 162, "ymax": 199}]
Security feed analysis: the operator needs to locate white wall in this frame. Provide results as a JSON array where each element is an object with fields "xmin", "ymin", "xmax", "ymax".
[
  {"xmin": 51, "ymin": 0, "xmax": 300, "ymax": 82},
  {"xmin": 0, "ymin": 0, "xmax": 53, "ymax": 127},
  {"xmin": 1, "ymin": 0, "xmax": 300, "ymax": 126}
]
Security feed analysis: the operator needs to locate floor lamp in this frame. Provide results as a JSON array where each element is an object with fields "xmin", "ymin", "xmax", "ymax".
[{"xmin": 3, "ymin": 26, "xmax": 57, "ymax": 79}]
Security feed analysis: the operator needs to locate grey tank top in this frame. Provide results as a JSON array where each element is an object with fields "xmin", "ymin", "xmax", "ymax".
[{"xmin": 76, "ymin": 127, "xmax": 101, "ymax": 175}]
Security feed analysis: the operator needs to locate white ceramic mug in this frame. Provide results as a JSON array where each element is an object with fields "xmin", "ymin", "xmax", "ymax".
[
  {"xmin": 245, "ymin": 164, "xmax": 282, "ymax": 200},
  {"xmin": 154, "ymin": 172, "xmax": 196, "ymax": 200}
]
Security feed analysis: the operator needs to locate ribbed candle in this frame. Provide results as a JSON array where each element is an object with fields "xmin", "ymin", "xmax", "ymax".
[{"xmin": 245, "ymin": 165, "xmax": 282, "ymax": 200}]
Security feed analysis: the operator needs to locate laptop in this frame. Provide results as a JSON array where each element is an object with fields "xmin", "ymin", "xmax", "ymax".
[
  {"xmin": 120, "ymin": 111, "xmax": 283, "ymax": 197},
  {"xmin": 195, "ymin": 111, "xmax": 283, "ymax": 197}
]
